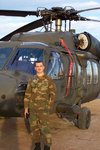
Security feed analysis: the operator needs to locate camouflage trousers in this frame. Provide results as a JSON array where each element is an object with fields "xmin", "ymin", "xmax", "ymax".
[{"xmin": 29, "ymin": 109, "xmax": 52, "ymax": 146}]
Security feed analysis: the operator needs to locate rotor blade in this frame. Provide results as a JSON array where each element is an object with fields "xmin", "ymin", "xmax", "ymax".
[
  {"xmin": 72, "ymin": 7, "xmax": 100, "ymax": 14},
  {"xmin": 0, "ymin": 10, "xmax": 38, "ymax": 17},
  {"xmin": 79, "ymin": 16, "xmax": 100, "ymax": 22},
  {"xmin": 0, "ymin": 19, "xmax": 44, "ymax": 41}
]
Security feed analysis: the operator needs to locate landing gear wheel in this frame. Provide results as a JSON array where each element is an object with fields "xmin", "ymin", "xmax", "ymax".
[{"xmin": 77, "ymin": 107, "xmax": 91, "ymax": 129}]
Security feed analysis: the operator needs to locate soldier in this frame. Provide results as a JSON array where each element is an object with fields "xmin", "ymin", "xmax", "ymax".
[{"xmin": 24, "ymin": 61, "xmax": 56, "ymax": 150}]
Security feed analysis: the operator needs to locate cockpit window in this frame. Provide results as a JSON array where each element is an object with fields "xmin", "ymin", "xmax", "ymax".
[
  {"xmin": 47, "ymin": 51, "xmax": 64, "ymax": 79},
  {"xmin": 8, "ymin": 48, "xmax": 43, "ymax": 74},
  {"xmin": 0, "ymin": 47, "xmax": 12, "ymax": 69}
]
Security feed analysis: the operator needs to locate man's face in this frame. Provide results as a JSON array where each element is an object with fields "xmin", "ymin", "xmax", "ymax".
[{"xmin": 35, "ymin": 62, "xmax": 45, "ymax": 74}]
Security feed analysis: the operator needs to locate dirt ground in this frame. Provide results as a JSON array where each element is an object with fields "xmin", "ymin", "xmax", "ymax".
[{"xmin": 0, "ymin": 99, "xmax": 100, "ymax": 150}]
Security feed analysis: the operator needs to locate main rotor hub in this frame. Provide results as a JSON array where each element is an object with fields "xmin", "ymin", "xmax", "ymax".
[{"xmin": 0, "ymin": 6, "xmax": 100, "ymax": 40}]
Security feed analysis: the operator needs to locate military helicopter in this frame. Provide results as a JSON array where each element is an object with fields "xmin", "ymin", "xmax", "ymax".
[{"xmin": 0, "ymin": 6, "xmax": 100, "ymax": 129}]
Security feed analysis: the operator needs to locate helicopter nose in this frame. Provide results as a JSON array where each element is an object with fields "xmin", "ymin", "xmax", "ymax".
[{"xmin": 0, "ymin": 71, "xmax": 17, "ymax": 101}]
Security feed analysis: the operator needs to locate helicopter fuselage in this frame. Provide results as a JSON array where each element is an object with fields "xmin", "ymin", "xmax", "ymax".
[
  {"xmin": 0, "ymin": 31, "xmax": 99, "ymax": 119},
  {"xmin": 0, "ymin": 6, "xmax": 100, "ymax": 130}
]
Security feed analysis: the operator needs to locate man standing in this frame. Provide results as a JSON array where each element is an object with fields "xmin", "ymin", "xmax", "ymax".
[{"xmin": 24, "ymin": 61, "xmax": 56, "ymax": 150}]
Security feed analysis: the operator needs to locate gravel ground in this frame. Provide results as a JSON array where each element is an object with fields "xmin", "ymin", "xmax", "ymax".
[{"xmin": 0, "ymin": 99, "xmax": 100, "ymax": 150}]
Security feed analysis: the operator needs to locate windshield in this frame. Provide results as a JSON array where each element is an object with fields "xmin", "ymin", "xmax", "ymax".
[
  {"xmin": 7, "ymin": 47, "xmax": 43, "ymax": 74},
  {"xmin": 0, "ymin": 47, "xmax": 12, "ymax": 69}
]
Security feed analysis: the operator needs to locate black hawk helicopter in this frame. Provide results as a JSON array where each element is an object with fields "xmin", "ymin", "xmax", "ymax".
[{"xmin": 0, "ymin": 6, "xmax": 100, "ymax": 129}]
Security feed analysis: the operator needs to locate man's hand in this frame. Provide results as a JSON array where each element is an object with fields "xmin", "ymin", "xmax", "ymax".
[{"xmin": 24, "ymin": 108, "xmax": 29, "ymax": 118}]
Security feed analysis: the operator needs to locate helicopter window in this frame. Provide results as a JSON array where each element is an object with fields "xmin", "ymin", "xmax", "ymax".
[
  {"xmin": 8, "ymin": 48, "xmax": 43, "ymax": 74},
  {"xmin": 78, "ymin": 64, "xmax": 81, "ymax": 76},
  {"xmin": 77, "ymin": 64, "xmax": 82, "ymax": 84},
  {"xmin": 92, "ymin": 62, "xmax": 98, "ymax": 84},
  {"xmin": 0, "ymin": 47, "xmax": 12, "ymax": 69},
  {"xmin": 47, "ymin": 51, "xmax": 64, "ymax": 79},
  {"xmin": 86, "ymin": 61, "xmax": 92, "ymax": 84}
]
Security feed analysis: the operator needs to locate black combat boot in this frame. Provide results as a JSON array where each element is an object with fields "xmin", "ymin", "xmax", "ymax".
[
  {"xmin": 34, "ymin": 142, "xmax": 41, "ymax": 150},
  {"xmin": 31, "ymin": 142, "xmax": 41, "ymax": 150},
  {"xmin": 44, "ymin": 145, "xmax": 50, "ymax": 150}
]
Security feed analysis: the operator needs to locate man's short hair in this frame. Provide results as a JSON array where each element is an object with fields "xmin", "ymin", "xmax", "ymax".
[{"xmin": 34, "ymin": 60, "xmax": 44, "ymax": 66}]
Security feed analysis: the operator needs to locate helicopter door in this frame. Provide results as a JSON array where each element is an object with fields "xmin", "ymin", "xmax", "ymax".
[
  {"xmin": 61, "ymin": 53, "xmax": 77, "ymax": 104},
  {"xmin": 4, "ymin": 47, "xmax": 44, "ymax": 115},
  {"xmin": 47, "ymin": 51, "xmax": 65, "ymax": 102},
  {"xmin": 84, "ymin": 60, "xmax": 99, "ymax": 102}
]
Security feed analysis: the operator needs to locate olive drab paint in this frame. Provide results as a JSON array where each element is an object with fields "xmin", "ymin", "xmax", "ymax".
[{"xmin": 0, "ymin": 6, "xmax": 100, "ymax": 129}]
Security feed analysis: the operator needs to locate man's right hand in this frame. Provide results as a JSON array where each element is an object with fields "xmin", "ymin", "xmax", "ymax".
[{"xmin": 24, "ymin": 108, "xmax": 29, "ymax": 118}]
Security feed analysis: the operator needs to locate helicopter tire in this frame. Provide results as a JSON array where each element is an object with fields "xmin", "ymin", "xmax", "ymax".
[{"xmin": 77, "ymin": 107, "xmax": 91, "ymax": 129}]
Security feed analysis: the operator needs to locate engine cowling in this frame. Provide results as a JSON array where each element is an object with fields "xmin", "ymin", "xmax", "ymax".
[{"xmin": 77, "ymin": 32, "xmax": 100, "ymax": 58}]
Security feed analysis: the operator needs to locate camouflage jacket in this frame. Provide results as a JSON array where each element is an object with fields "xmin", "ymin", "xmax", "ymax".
[{"xmin": 24, "ymin": 74, "xmax": 56, "ymax": 111}]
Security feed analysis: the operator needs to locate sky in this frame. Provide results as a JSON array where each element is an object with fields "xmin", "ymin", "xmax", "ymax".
[{"xmin": 0, "ymin": 0, "xmax": 100, "ymax": 40}]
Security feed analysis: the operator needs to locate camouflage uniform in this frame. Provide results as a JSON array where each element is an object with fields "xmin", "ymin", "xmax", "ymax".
[{"xmin": 24, "ymin": 74, "xmax": 56, "ymax": 147}]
